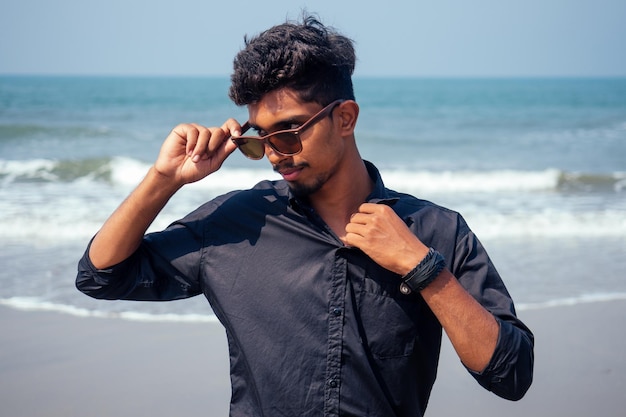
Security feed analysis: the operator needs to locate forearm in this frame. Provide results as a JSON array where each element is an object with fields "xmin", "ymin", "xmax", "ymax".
[
  {"xmin": 89, "ymin": 167, "xmax": 182, "ymax": 269},
  {"xmin": 420, "ymin": 269, "xmax": 499, "ymax": 372}
]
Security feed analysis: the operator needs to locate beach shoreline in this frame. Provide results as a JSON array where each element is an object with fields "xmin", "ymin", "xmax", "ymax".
[{"xmin": 1, "ymin": 300, "xmax": 625, "ymax": 416}]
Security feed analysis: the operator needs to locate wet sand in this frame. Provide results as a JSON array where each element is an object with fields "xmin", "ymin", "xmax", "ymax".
[{"xmin": 1, "ymin": 300, "xmax": 624, "ymax": 416}]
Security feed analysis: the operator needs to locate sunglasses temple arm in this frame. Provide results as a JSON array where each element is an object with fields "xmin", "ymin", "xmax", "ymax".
[
  {"xmin": 238, "ymin": 121, "xmax": 251, "ymax": 136},
  {"xmin": 228, "ymin": 121, "xmax": 251, "ymax": 144}
]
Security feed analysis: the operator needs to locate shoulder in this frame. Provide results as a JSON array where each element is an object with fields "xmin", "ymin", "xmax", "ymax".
[
  {"xmin": 388, "ymin": 188, "xmax": 462, "ymax": 220},
  {"xmin": 386, "ymin": 188, "xmax": 472, "ymax": 242},
  {"xmin": 183, "ymin": 179, "xmax": 291, "ymax": 222}
]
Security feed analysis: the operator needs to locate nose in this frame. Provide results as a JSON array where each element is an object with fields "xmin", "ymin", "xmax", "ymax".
[
  {"xmin": 264, "ymin": 143, "xmax": 279, "ymax": 160},
  {"xmin": 265, "ymin": 144, "xmax": 291, "ymax": 165}
]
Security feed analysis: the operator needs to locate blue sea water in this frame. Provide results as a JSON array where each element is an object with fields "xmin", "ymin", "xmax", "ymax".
[{"xmin": 1, "ymin": 76, "xmax": 625, "ymax": 320}]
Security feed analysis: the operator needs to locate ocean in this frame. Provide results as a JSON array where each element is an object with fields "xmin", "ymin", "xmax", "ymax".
[{"xmin": 1, "ymin": 76, "xmax": 625, "ymax": 321}]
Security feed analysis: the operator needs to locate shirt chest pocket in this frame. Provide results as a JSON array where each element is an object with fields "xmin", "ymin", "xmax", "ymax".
[{"xmin": 353, "ymin": 263, "xmax": 426, "ymax": 360}]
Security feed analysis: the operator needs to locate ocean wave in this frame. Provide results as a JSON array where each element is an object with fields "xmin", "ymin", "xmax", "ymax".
[
  {"xmin": 1, "ymin": 157, "xmax": 624, "ymax": 194},
  {"xmin": 559, "ymin": 171, "xmax": 626, "ymax": 193},
  {"xmin": 0, "ymin": 297, "xmax": 219, "ymax": 323},
  {"xmin": 383, "ymin": 169, "xmax": 562, "ymax": 193},
  {"xmin": 1, "ymin": 158, "xmax": 624, "ymax": 242},
  {"xmin": 0, "ymin": 123, "xmax": 114, "ymax": 141},
  {"xmin": 0, "ymin": 157, "xmax": 279, "ymax": 190},
  {"xmin": 1, "ymin": 203, "xmax": 623, "ymax": 242},
  {"xmin": 516, "ymin": 292, "xmax": 626, "ymax": 311},
  {"xmin": 383, "ymin": 168, "xmax": 626, "ymax": 193},
  {"xmin": 0, "ymin": 158, "xmax": 113, "ymax": 184},
  {"xmin": 468, "ymin": 210, "xmax": 626, "ymax": 239},
  {"xmin": 3, "ymin": 293, "xmax": 626, "ymax": 323}
]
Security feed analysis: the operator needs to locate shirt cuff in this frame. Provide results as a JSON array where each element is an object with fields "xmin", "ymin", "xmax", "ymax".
[{"xmin": 465, "ymin": 318, "xmax": 534, "ymax": 401}]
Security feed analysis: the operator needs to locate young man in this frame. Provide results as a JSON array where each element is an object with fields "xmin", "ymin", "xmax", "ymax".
[{"xmin": 77, "ymin": 15, "xmax": 533, "ymax": 416}]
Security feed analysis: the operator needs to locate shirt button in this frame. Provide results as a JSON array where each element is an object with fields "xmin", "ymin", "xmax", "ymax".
[
  {"xmin": 329, "ymin": 379, "xmax": 338, "ymax": 388},
  {"xmin": 332, "ymin": 307, "xmax": 342, "ymax": 316}
]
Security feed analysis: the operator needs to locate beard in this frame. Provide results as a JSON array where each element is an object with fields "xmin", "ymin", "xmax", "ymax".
[
  {"xmin": 273, "ymin": 162, "xmax": 332, "ymax": 198},
  {"xmin": 288, "ymin": 175, "xmax": 326, "ymax": 198}
]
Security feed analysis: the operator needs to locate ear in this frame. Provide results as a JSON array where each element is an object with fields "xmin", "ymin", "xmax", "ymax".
[{"xmin": 336, "ymin": 100, "xmax": 359, "ymax": 136}]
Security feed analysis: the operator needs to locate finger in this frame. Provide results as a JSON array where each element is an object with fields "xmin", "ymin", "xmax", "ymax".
[
  {"xmin": 348, "ymin": 212, "xmax": 370, "ymax": 225},
  {"xmin": 357, "ymin": 202, "xmax": 385, "ymax": 214},
  {"xmin": 344, "ymin": 221, "xmax": 360, "ymax": 234},
  {"xmin": 172, "ymin": 124, "xmax": 199, "ymax": 158},
  {"xmin": 218, "ymin": 118, "xmax": 246, "ymax": 157},
  {"xmin": 195, "ymin": 119, "xmax": 245, "ymax": 161},
  {"xmin": 188, "ymin": 124, "xmax": 212, "ymax": 162},
  {"xmin": 204, "ymin": 126, "xmax": 227, "ymax": 156},
  {"xmin": 221, "ymin": 118, "xmax": 247, "ymax": 138},
  {"xmin": 341, "ymin": 231, "xmax": 362, "ymax": 248},
  {"xmin": 349, "ymin": 206, "xmax": 388, "ymax": 225}
]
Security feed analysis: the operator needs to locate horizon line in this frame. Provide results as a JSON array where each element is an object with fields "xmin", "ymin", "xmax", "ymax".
[{"xmin": 2, "ymin": 73, "xmax": 626, "ymax": 80}]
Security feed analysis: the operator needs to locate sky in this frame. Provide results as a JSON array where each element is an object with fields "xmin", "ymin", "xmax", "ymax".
[{"xmin": 1, "ymin": 0, "xmax": 625, "ymax": 78}]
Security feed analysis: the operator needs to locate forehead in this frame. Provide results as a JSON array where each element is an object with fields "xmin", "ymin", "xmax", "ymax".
[{"xmin": 247, "ymin": 89, "xmax": 320, "ymax": 128}]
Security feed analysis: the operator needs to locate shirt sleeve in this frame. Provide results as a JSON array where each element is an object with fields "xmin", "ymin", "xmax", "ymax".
[
  {"xmin": 450, "ymin": 223, "xmax": 534, "ymax": 401},
  {"xmin": 76, "ymin": 219, "xmax": 204, "ymax": 302}
]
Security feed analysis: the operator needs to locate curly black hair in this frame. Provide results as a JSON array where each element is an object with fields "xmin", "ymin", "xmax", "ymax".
[{"xmin": 229, "ymin": 14, "xmax": 356, "ymax": 106}]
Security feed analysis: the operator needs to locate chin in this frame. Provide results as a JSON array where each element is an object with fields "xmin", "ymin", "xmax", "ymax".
[
  {"xmin": 288, "ymin": 178, "xmax": 324, "ymax": 198},
  {"xmin": 287, "ymin": 167, "xmax": 335, "ymax": 198}
]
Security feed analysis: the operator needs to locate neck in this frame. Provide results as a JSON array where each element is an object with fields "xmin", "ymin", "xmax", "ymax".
[{"xmin": 308, "ymin": 157, "xmax": 374, "ymax": 239}]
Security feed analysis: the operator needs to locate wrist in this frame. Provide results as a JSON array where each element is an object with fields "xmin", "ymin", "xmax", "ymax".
[
  {"xmin": 399, "ymin": 248, "xmax": 446, "ymax": 295},
  {"xmin": 146, "ymin": 166, "xmax": 184, "ymax": 196}
]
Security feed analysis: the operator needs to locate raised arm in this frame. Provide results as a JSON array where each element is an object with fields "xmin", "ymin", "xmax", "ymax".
[{"xmin": 89, "ymin": 121, "xmax": 242, "ymax": 269}]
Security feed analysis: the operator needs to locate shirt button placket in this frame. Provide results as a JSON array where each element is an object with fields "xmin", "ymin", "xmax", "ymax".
[{"xmin": 324, "ymin": 255, "xmax": 346, "ymax": 416}]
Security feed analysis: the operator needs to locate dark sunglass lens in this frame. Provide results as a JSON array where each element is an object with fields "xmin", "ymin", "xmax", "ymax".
[
  {"xmin": 236, "ymin": 138, "xmax": 265, "ymax": 159},
  {"xmin": 269, "ymin": 132, "xmax": 302, "ymax": 155}
]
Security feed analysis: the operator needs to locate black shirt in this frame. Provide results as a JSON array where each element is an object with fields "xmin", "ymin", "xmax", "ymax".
[{"xmin": 77, "ymin": 161, "xmax": 533, "ymax": 416}]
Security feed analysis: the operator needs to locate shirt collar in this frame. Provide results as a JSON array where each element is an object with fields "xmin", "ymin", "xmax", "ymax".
[
  {"xmin": 363, "ymin": 160, "xmax": 398, "ymax": 206},
  {"xmin": 287, "ymin": 160, "xmax": 398, "ymax": 212}
]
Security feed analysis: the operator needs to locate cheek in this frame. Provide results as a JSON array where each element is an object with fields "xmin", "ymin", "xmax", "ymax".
[
  {"xmin": 299, "ymin": 124, "xmax": 345, "ymax": 166},
  {"xmin": 321, "ymin": 136, "xmax": 346, "ymax": 165},
  {"xmin": 317, "ymin": 129, "xmax": 345, "ymax": 156}
]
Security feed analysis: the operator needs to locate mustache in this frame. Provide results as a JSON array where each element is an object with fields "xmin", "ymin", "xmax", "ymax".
[{"xmin": 272, "ymin": 162, "xmax": 308, "ymax": 173}]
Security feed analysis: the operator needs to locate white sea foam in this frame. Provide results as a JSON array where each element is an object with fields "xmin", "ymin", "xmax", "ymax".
[
  {"xmin": 107, "ymin": 156, "xmax": 281, "ymax": 191},
  {"xmin": 2, "ymin": 157, "xmax": 623, "ymax": 194},
  {"xmin": 0, "ymin": 157, "xmax": 566, "ymax": 192},
  {"xmin": 464, "ymin": 209, "xmax": 626, "ymax": 239},
  {"xmin": 381, "ymin": 168, "xmax": 563, "ymax": 193},
  {"xmin": 0, "ymin": 297, "xmax": 219, "ymax": 323},
  {"xmin": 516, "ymin": 292, "xmax": 626, "ymax": 311},
  {"xmin": 3, "ymin": 293, "xmax": 626, "ymax": 322},
  {"xmin": 0, "ymin": 158, "xmax": 57, "ymax": 184},
  {"xmin": 2, "ymin": 206, "xmax": 623, "ymax": 242},
  {"xmin": 1, "ymin": 158, "xmax": 624, "ymax": 242}
]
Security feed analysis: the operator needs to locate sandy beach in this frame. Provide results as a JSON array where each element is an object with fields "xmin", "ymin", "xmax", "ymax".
[{"xmin": 1, "ymin": 300, "xmax": 625, "ymax": 417}]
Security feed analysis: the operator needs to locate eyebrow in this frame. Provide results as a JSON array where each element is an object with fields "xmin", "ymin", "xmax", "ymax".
[{"xmin": 248, "ymin": 114, "xmax": 309, "ymax": 134}]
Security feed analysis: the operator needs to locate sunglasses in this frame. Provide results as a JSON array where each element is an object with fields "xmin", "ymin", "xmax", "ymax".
[{"xmin": 231, "ymin": 99, "xmax": 345, "ymax": 160}]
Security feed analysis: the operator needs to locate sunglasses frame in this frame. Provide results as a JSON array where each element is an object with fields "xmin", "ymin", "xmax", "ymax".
[{"xmin": 231, "ymin": 99, "xmax": 346, "ymax": 160}]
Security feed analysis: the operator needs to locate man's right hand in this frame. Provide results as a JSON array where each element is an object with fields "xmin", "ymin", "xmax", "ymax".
[
  {"xmin": 154, "ymin": 119, "xmax": 243, "ymax": 186},
  {"xmin": 89, "ymin": 119, "xmax": 244, "ymax": 269}
]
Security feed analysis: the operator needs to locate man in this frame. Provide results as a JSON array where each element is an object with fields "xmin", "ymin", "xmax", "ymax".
[{"xmin": 77, "ymin": 15, "xmax": 533, "ymax": 416}]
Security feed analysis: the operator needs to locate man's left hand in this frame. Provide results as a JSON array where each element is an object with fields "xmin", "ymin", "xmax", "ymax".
[{"xmin": 342, "ymin": 203, "xmax": 429, "ymax": 275}]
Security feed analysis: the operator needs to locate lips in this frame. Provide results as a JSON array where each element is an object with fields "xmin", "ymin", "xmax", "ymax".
[
  {"xmin": 274, "ymin": 163, "xmax": 305, "ymax": 182},
  {"xmin": 278, "ymin": 166, "xmax": 303, "ymax": 181}
]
